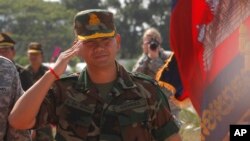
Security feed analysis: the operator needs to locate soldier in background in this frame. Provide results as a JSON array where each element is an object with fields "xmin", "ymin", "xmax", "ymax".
[
  {"xmin": 0, "ymin": 33, "xmax": 33, "ymax": 91},
  {"xmin": 0, "ymin": 56, "xmax": 31, "ymax": 141},
  {"xmin": 26, "ymin": 42, "xmax": 49, "ymax": 82},
  {"xmin": 8, "ymin": 9, "xmax": 182, "ymax": 141},
  {"xmin": 25, "ymin": 42, "xmax": 54, "ymax": 141},
  {"xmin": 132, "ymin": 27, "xmax": 172, "ymax": 78},
  {"xmin": 132, "ymin": 28, "xmax": 184, "ymax": 120}
]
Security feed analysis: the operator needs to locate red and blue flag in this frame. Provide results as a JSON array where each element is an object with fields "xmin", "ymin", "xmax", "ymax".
[{"xmin": 170, "ymin": 0, "xmax": 250, "ymax": 140}]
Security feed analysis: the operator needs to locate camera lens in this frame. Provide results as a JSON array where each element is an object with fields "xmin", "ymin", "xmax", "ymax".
[{"xmin": 148, "ymin": 38, "xmax": 159, "ymax": 50}]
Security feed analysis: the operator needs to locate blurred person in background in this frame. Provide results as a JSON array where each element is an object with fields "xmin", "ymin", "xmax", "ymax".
[
  {"xmin": 132, "ymin": 27, "xmax": 172, "ymax": 78},
  {"xmin": 132, "ymin": 27, "xmax": 185, "ymax": 122},
  {"xmin": 0, "ymin": 33, "xmax": 33, "ymax": 91},
  {"xmin": 0, "ymin": 56, "xmax": 31, "ymax": 141},
  {"xmin": 26, "ymin": 42, "xmax": 49, "ymax": 82}
]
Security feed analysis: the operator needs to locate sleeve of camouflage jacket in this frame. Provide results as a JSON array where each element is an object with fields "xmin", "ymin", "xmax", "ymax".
[
  {"xmin": 133, "ymin": 75, "xmax": 179, "ymax": 141},
  {"xmin": 34, "ymin": 84, "xmax": 59, "ymax": 129},
  {"xmin": 0, "ymin": 57, "xmax": 30, "ymax": 141},
  {"xmin": 151, "ymin": 83, "xmax": 180, "ymax": 141}
]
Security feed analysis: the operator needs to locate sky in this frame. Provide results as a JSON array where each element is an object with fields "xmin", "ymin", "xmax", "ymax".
[
  {"xmin": 43, "ymin": 0, "xmax": 60, "ymax": 2},
  {"xmin": 43, "ymin": 0, "xmax": 149, "ymax": 8}
]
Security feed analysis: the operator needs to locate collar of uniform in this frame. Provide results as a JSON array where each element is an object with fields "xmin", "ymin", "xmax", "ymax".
[
  {"xmin": 77, "ymin": 67, "xmax": 91, "ymax": 91},
  {"xmin": 77, "ymin": 61, "xmax": 137, "ymax": 91},
  {"xmin": 26, "ymin": 64, "xmax": 48, "ymax": 71},
  {"xmin": 115, "ymin": 62, "xmax": 137, "ymax": 89},
  {"xmin": 159, "ymin": 50, "xmax": 173, "ymax": 60}
]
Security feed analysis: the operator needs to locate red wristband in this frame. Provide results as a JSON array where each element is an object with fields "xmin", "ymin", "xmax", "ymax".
[{"xmin": 49, "ymin": 67, "xmax": 60, "ymax": 80}]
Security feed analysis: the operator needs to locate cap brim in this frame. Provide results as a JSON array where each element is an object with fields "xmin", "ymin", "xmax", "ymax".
[
  {"xmin": 27, "ymin": 50, "xmax": 42, "ymax": 53},
  {"xmin": 77, "ymin": 31, "xmax": 115, "ymax": 41},
  {"xmin": 0, "ymin": 42, "xmax": 14, "ymax": 47}
]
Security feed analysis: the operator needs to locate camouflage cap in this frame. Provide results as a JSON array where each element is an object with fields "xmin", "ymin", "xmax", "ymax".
[
  {"xmin": 0, "ymin": 33, "xmax": 15, "ymax": 48},
  {"xmin": 27, "ymin": 42, "xmax": 43, "ymax": 54},
  {"xmin": 74, "ymin": 9, "xmax": 116, "ymax": 41}
]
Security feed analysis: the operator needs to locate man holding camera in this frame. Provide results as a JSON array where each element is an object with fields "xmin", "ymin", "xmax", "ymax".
[
  {"xmin": 132, "ymin": 27, "xmax": 172, "ymax": 78},
  {"xmin": 132, "ymin": 27, "xmax": 184, "ymax": 122}
]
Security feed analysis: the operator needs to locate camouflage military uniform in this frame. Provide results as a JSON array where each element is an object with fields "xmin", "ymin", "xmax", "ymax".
[
  {"xmin": 26, "ymin": 64, "xmax": 54, "ymax": 141},
  {"xmin": 0, "ymin": 56, "xmax": 31, "ymax": 141},
  {"xmin": 35, "ymin": 63, "xmax": 179, "ymax": 141},
  {"xmin": 26, "ymin": 65, "xmax": 48, "ymax": 83},
  {"xmin": 132, "ymin": 50, "xmax": 172, "ymax": 78},
  {"xmin": 15, "ymin": 64, "xmax": 33, "ymax": 91}
]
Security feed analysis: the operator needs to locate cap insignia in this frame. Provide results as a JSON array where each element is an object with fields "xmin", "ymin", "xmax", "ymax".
[{"xmin": 89, "ymin": 13, "xmax": 101, "ymax": 26}]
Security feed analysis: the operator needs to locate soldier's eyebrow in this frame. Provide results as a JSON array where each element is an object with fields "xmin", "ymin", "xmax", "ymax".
[
  {"xmin": 100, "ymin": 37, "xmax": 111, "ymax": 42},
  {"xmin": 82, "ymin": 40, "xmax": 95, "ymax": 44}
]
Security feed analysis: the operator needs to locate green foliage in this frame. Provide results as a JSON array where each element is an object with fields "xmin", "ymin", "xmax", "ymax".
[
  {"xmin": 117, "ymin": 59, "xmax": 137, "ymax": 71},
  {"xmin": 0, "ymin": 0, "xmax": 172, "ymax": 65},
  {"xmin": 0, "ymin": 0, "xmax": 74, "ymax": 62},
  {"xmin": 15, "ymin": 54, "xmax": 29, "ymax": 66},
  {"xmin": 125, "ymin": 59, "xmax": 137, "ymax": 71},
  {"xmin": 179, "ymin": 108, "xmax": 201, "ymax": 141},
  {"xmin": 102, "ymin": 0, "xmax": 172, "ymax": 58},
  {"xmin": 61, "ymin": 0, "xmax": 103, "ymax": 11}
]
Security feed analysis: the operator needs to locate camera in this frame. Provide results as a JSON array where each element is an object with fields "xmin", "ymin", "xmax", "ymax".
[{"xmin": 148, "ymin": 38, "xmax": 159, "ymax": 51}]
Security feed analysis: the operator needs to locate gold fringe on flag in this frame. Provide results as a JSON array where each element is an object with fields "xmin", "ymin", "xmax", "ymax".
[{"xmin": 155, "ymin": 52, "xmax": 176, "ymax": 94}]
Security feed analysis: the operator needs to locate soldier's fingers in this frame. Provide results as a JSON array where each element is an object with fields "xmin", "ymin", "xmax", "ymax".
[
  {"xmin": 62, "ymin": 42, "xmax": 81, "ymax": 57},
  {"xmin": 55, "ymin": 41, "xmax": 82, "ymax": 65},
  {"xmin": 62, "ymin": 41, "xmax": 81, "ymax": 57}
]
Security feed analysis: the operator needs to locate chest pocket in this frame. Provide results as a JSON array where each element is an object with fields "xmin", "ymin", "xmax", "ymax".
[
  {"xmin": 115, "ymin": 98, "xmax": 154, "ymax": 141},
  {"xmin": 56, "ymin": 97, "xmax": 96, "ymax": 140}
]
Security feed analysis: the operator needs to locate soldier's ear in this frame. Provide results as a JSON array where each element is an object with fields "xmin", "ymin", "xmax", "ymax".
[
  {"xmin": 12, "ymin": 48, "xmax": 16, "ymax": 56},
  {"xmin": 115, "ymin": 34, "xmax": 121, "ymax": 49}
]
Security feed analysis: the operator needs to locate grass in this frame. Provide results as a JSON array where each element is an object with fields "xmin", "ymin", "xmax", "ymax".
[{"xmin": 178, "ymin": 103, "xmax": 201, "ymax": 141}]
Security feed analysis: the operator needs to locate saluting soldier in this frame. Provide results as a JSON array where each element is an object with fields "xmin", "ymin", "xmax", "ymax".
[{"xmin": 8, "ymin": 9, "xmax": 182, "ymax": 141}]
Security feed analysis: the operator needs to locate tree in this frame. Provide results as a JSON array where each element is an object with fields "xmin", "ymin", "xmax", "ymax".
[
  {"xmin": 61, "ymin": 0, "xmax": 103, "ymax": 11},
  {"xmin": 102, "ymin": 0, "xmax": 172, "ymax": 58},
  {"xmin": 0, "ymin": 0, "xmax": 172, "ymax": 63},
  {"xmin": 0, "ymin": 0, "xmax": 75, "ymax": 62}
]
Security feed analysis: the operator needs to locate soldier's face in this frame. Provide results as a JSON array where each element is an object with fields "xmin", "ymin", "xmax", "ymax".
[
  {"xmin": 78, "ymin": 34, "xmax": 121, "ymax": 68},
  {"xmin": 0, "ymin": 46, "xmax": 15, "ymax": 60},
  {"xmin": 27, "ymin": 52, "xmax": 43, "ymax": 66}
]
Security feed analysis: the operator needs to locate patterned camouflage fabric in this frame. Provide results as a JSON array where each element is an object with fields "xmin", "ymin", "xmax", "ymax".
[
  {"xmin": 132, "ymin": 50, "xmax": 172, "ymax": 78},
  {"xmin": 0, "ymin": 56, "xmax": 31, "ymax": 141},
  {"xmin": 31, "ymin": 125, "xmax": 54, "ymax": 141},
  {"xmin": 34, "ymin": 62, "xmax": 179, "ymax": 141}
]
